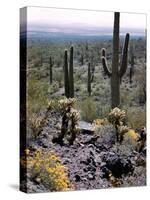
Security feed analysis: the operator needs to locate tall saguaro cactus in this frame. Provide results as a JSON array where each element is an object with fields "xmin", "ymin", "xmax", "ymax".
[
  {"xmin": 63, "ymin": 46, "xmax": 74, "ymax": 98},
  {"xmin": 101, "ymin": 12, "xmax": 130, "ymax": 108},
  {"xmin": 64, "ymin": 50, "xmax": 70, "ymax": 98},
  {"xmin": 87, "ymin": 62, "xmax": 91, "ymax": 96},
  {"xmin": 49, "ymin": 56, "xmax": 53, "ymax": 84},
  {"xmin": 69, "ymin": 46, "xmax": 74, "ymax": 97},
  {"xmin": 129, "ymin": 46, "xmax": 135, "ymax": 84}
]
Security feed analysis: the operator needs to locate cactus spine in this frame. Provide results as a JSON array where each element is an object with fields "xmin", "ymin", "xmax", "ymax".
[
  {"xmin": 63, "ymin": 46, "xmax": 74, "ymax": 98},
  {"xmin": 69, "ymin": 46, "xmax": 74, "ymax": 97},
  {"xmin": 87, "ymin": 62, "xmax": 91, "ymax": 96},
  {"xmin": 101, "ymin": 12, "xmax": 130, "ymax": 108},
  {"xmin": 49, "ymin": 56, "xmax": 53, "ymax": 84}
]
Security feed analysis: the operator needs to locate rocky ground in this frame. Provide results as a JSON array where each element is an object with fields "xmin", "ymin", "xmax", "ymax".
[{"xmin": 21, "ymin": 111, "xmax": 146, "ymax": 193}]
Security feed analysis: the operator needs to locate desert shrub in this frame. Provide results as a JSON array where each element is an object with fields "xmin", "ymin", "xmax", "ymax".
[
  {"xmin": 21, "ymin": 148, "xmax": 72, "ymax": 192},
  {"xmin": 135, "ymin": 66, "xmax": 146, "ymax": 105},
  {"xmin": 27, "ymin": 78, "xmax": 49, "ymax": 115},
  {"xmin": 53, "ymin": 71, "xmax": 63, "ymax": 88},
  {"xmin": 126, "ymin": 107, "xmax": 146, "ymax": 129},
  {"xmin": 28, "ymin": 101, "xmax": 54, "ymax": 139},
  {"xmin": 122, "ymin": 166, "xmax": 146, "ymax": 187},
  {"xmin": 120, "ymin": 90, "xmax": 132, "ymax": 106},
  {"xmin": 94, "ymin": 124, "xmax": 116, "ymax": 144},
  {"xmin": 111, "ymin": 143, "xmax": 133, "ymax": 158},
  {"xmin": 48, "ymin": 81, "xmax": 59, "ymax": 94},
  {"xmin": 93, "ymin": 118, "xmax": 109, "ymax": 126},
  {"xmin": 96, "ymin": 104, "xmax": 111, "ymax": 118},
  {"xmin": 78, "ymin": 97, "xmax": 98, "ymax": 122},
  {"xmin": 122, "ymin": 129, "xmax": 140, "ymax": 148}
]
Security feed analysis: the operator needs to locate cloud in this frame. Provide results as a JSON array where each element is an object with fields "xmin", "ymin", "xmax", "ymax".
[{"xmin": 26, "ymin": 7, "xmax": 146, "ymax": 35}]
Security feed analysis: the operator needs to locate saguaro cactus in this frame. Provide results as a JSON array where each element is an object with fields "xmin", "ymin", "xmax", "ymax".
[
  {"xmin": 40, "ymin": 54, "xmax": 43, "ymax": 67},
  {"xmin": 129, "ymin": 46, "xmax": 135, "ymax": 84},
  {"xmin": 49, "ymin": 56, "xmax": 53, "ymax": 84},
  {"xmin": 90, "ymin": 54, "xmax": 95, "ymax": 82},
  {"xmin": 101, "ymin": 12, "xmax": 130, "ymax": 108},
  {"xmin": 69, "ymin": 46, "xmax": 74, "ymax": 97},
  {"xmin": 80, "ymin": 54, "xmax": 84, "ymax": 66},
  {"xmin": 64, "ymin": 50, "xmax": 70, "ymax": 98},
  {"xmin": 63, "ymin": 46, "xmax": 74, "ymax": 98},
  {"xmin": 87, "ymin": 62, "xmax": 91, "ymax": 96}
]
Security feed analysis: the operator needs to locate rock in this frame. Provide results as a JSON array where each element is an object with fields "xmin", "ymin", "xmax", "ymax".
[
  {"xmin": 83, "ymin": 135, "xmax": 99, "ymax": 144},
  {"xmin": 55, "ymin": 123, "xmax": 61, "ymax": 130},
  {"xmin": 75, "ymin": 174, "xmax": 81, "ymax": 182},
  {"xmin": 79, "ymin": 121, "xmax": 95, "ymax": 134},
  {"xmin": 26, "ymin": 110, "xmax": 146, "ymax": 192},
  {"xmin": 88, "ymin": 173, "xmax": 95, "ymax": 180},
  {"xmin": 103, "ymin": 153, "xmax": 134, "ymax": 177}
]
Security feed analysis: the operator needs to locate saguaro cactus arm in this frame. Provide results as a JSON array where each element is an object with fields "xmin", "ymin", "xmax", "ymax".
[
  {"xmin": 119, "ymin": 33, "xmax": 130, "ymax": 78},
  {"xmin": 101, "ymin": 48, "xmax": 112, "ymax": 77},
  {"xmin": 101, "ymin": 56, "xmax": 112, "ymax": 77}
]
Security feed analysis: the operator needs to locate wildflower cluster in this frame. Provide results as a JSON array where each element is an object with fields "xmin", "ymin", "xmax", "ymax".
[
  {"xmin": 21, "ymin": 148, "xmax": 71, "ymax": 191},
  {"xmin": 92, "ymin": 118, "xmax": 109, "ymax": 130}
]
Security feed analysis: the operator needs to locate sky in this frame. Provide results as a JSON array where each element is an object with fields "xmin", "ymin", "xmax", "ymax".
[{"xmin": 26, "ymin": 6, "xmax": 146, "ymax": 35}]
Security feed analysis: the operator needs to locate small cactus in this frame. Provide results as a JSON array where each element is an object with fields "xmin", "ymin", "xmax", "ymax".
[
  {"xmin": 49, "ymin": 56, "xmax": 53, "ymax": 84},
  {"xmin": 53, "ymin": 98, "xmax": 80, "ymax": 145},
  {"xmin": 80, "ymin": 54, "xmax": 84, "ymax": 66},
  {"xmin": 108, "ymin": 107, "xmax": 126, "ymax": 142},
  {"xmin": 87, "ymin": 62, "xmax": 91, "ymax": 96},
  {"xmin": 101, "ymin": 12, "xmax": 130, "ymax": 108}
]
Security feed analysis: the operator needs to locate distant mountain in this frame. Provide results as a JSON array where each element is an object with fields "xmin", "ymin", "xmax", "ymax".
[{"xmin": 20, "ymin": 30, "xmax": 145, "ymax": 43}]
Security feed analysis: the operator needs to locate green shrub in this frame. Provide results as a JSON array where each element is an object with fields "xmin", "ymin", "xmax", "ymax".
[
  {"xmin": 48, "ymin": 81, "xmax": 59, "ymax": 94},
  {"xmin": 53, "ymin": 71, "xmax": 63, "ymax": 88},
  {"xmin": 78, "ymin": 97, "xmax": 98, "ymax": 122},
  {"xmin": 94, "ymin": 124, "xmax": 116, "ymax": 144},
  {"xmin": 126, "ymin": 107, "xmax": 146, "ymax": 129},
  {"xmin": 27, "ymin": 78, "xmax": 49, "ymax": 115}
]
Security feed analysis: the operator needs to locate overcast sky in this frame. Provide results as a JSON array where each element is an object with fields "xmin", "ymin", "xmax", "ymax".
[{"xmin": 27, "ymin": 6, "xmax": 146, "ymax": 35}]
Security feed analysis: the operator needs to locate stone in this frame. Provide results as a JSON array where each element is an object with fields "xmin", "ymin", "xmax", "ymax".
[
  {"xmin": 75, "ymin": 174, "xmax": 81, "ymax": 182},
  {"xmin": 103, "ymin": 153, "xmax": 134, "ymax": 177}
]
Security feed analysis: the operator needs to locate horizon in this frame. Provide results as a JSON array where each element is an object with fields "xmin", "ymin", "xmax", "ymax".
[{"xmin": 21, "ymin": 7, "xmax": 147, "ymax": 36}]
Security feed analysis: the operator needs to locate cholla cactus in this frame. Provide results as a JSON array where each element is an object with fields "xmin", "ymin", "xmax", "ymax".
[
  {"xmin": 117, "ymin": 125, "xmax": 129, "ymax": 142},
  {"xmin": 53, "ymin": 98, "xmax": 80, "ymax": 145},
  {"xmin": 58, "ymin": 98, "xmax": 76, "ymax": 111},
  {"xmin": 47, "ymin": 100, "xmax": 55, "ymax": 110},
  {"xmin": 68, "ymin": 107, "xmax": 80, "ymax": 145},
  {"xmin": 108, "ymin": 107, "xmax": 126, "ymax": 123},
  {"xmin": 108, "ymin": 107, "xmax": 126, "ymax": 142}
]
